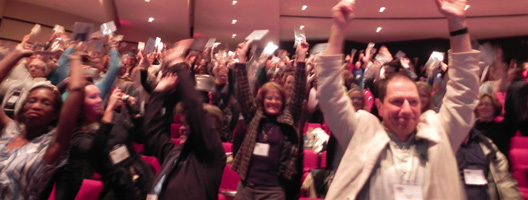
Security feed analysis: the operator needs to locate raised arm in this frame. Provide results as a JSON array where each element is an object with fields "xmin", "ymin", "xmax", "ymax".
[
  {"xmin": 95, "ymin": 46, "xmax": 121, "ymax": 99},
  {"xmin": 317, "ymin": 0, "xmax": 358, "ymax": 147},
  {"xmin": 289, "ymin": 41, "xmax": 308, "ymax": 124},
  {"xmin": 0, "ymin": 44, "xmax": 33, "ymax": 129},
  {"xmin": 434, "ymin": 0, "xmax": 481, "ymax": 151},
  {"xmin": 43, "ymin": 51, "xmax": 85, "ymax": 164},
  {"xmin": 234, "ymin": 41, "xmax": 258, "ymax": 122}
]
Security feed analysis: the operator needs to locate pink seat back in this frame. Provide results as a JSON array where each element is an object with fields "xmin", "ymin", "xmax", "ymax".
[
  {"xmin": 222, "ymin": 142, "xmax": 233, "ymax": 153},
  {"xmin": 141, "ymin": 155, "xmax": 161, "ymax": 174},
  {"xmin": 303, "ymin": 149, "xmax": 319, "ymax": 172}
]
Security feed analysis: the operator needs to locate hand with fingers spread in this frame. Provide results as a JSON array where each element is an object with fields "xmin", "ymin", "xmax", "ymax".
[
  {"xmin": 154, "ymin": 73, "xmax": 178, "ymax": 92},
  {"xmin": 236, "ymin": 40, "xmax": 252, "ymax": 63}
]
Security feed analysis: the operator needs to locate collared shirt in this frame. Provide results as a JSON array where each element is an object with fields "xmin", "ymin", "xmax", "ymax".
[{"xmin": 358, "ymin": 133, "xmax": 427, "ymax": 199}]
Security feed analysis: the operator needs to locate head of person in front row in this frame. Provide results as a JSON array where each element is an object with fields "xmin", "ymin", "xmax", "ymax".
[
  {"xmin": 256, "ymin": 82, "xmax": 287, "ymax": 116},
  {"xmin": 375, "ymin": 73, "xmax": 421, "ymax": 141},
  {"xmin": 347, "ymin": 87, "xmax": 365, "ymax": 111}
]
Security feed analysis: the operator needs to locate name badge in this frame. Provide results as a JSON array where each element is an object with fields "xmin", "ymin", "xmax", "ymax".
[
  {"xmin": 109, "ymin": 145, "xmax": 130, "ymax": 165},
  {"xmin": 146, "ymin": 194, "xmax": 158, "ymax": 200},
  {"xmin": 253, "ymin": 142, "xmax": 270, "ymax": 157},
  {"xmin": 393, "ymin": 184, "xmax": 423, "ymax": 200},
  {"xmin": 463, "ymin": 169, "xmax": 488, "ymax": 185}
]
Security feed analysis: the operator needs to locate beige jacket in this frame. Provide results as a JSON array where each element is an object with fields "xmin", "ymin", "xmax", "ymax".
[{"xmin": 317, "ymin": 50, "xmax": 481, "ymax": 200}]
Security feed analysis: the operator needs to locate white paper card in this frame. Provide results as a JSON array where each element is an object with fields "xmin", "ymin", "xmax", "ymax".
[
  {"xmin": 463, "ymin": 169, "xmax": 488, "ymax": 185},
  {"xmin": 245, "ymin": 30, "xmax": 269, "ymax": 41},
  {"xmin": 294, "ymin": 29, "xmax": 306, "ymax": 48},
  {"xmin": 53, "ymin": 25, "xmax": 65, "ymax": 33},
  {"xmin": 145, "ymin": 38, "xmax": 156, "ymax": 53},
  {"xmin": 368, "ymin": 42, "xmax": 376, "ymax": 48},
  {"xmin": 138, "ymin": 42, "xmax": 145, "ymax": 51},
  {"xmin": 393, "ymin": 184, "xmax": 423, "ymax": 200},
  {"xmin": 114, "ymin": 35, "xmax": 124, "ymax": 42},
  {"xmin": 72, "ymin": 22, "xmax": 94, "ymax": 41},
  {"xmin": 205, "ymin": 38, "xmax": 217, "ymax": 49},
  {"xmin": 155, "ymin": 37, "xmax": 161, "ymax": 46},
  {"xmin": 109, "ymin": 145, "xmax": 130, "ymax": 165},
  {"xmin": 395, "ymin": 50, "xmax": 407, "ymax": 59},
  {"xmin": 253, "ymin": 142, "xmax": 270, "ymax": 157},
  {"xmin": 30, "ymin": 24, "xmax": 41, "ymax": 35},
  {"xmin": 101, "ymin": 21, "xmax": 117, "ymax": 35}
]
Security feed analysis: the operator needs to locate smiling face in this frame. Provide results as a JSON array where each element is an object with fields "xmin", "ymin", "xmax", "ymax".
[
  {"xmin": 27, "ymin": 59, "xmax": 47, "ymax": 78},
  {"xmin": 476, "ymin": 96, "xmax": 496, "ymax": 121},
  {"xmin": 263, "ymin": 89, "xmax": 283, "ymax": 116},
  {"xmin": 376, "ymin": 78, "xmax": 421, "ymax": 139},
  {"xmin": 21, "ymin": 88, "xmax": 58, "ymax": 127},
  {"xmin": 83, "ymin": 85, "xmax": 103, "ymax": 122}
]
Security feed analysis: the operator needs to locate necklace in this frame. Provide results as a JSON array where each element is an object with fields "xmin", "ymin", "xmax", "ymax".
[{"xmin": 260, "ymin": 126, "xmax": 276, "ymax": 142}]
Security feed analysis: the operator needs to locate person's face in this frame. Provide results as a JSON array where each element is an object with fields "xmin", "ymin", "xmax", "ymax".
[
  {"xmin": 83, "ymin": 85, "xmax": 103, "ymax": 120},
  {"xmin": 376, "ymin": 79, "xmax": 421, "ymax": 138},
  {"xmin": 476, "ymin": 96, "xmax": 495, "ymax": 121},
  {"xmin": 418, "ymin": 88, "xmax": 431, "ymax": 113},
  {"xmin": 178, "ymin": 115, "xmax": 189, "ymax": 145},
  {"xmin": 263, "ymin": 89, "xmax": 283, "ymax": 116},
  {"xmin": 215, "ymin": 69, "xmax": 228, "ymax": 85},
  {"xmin": 284, "ymin": 75, "xmax": 294, "ymax": 96},
  {"xmin": 27, "ymin": 59, "xmax": 47, "ymax": 78},
  {"xmin": 348, "ymin": 90, "xmax": 365, "ymax": 111},
  {"xmin": 21, "ymin": 88, "xmax": 58, "ymax": 127}
]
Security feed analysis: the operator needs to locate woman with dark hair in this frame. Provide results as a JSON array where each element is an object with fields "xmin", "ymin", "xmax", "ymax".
[
  {"xmin": 231, "ymin": 41, "xmax": 307, "ymax": 200},
  {"xmin": 0, "ymin": 44, "xmax": 84, "ymax": 200},
  {"xmin": 474, "ymin": 93, "xmax": 517, "ymax": 158}
]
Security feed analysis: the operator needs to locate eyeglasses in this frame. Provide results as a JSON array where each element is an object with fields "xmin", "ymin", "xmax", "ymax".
[{"xmin": 27, "ymin": 65, "xmax": 45, "ymax": 71}]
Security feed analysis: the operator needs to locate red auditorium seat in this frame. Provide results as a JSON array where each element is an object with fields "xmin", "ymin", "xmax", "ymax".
[
  {"xmin": 133, "ymin": 142, "xmax": 144, "ymax": 153},
  {"xmin": 303, "ymin": 149, "xmax": 319, "ymax": 172},
  {"xmin": 299, "ymin": 198, "xmax": 324, "ymax": 200},
  {"xmin": 171, "ymin": 123, "xmax": 182, "ymax": 138},
  {"xmin": 510, "ymin": 149, "xmax": 528, "ymax": 188},
  {"xmin": 219, "ymin": 164, "xmax": 240, "ymax": 198},
  {"xmin": 319, "ymin": 151, "xmax": 327, "ymax": 169},
  {"xmin": 222, "ymin": 142, "xmax": 233, "ymax": 153},
  {"xmin": 511, "ymin": 136, "xmax": 528, "ymax": 149},
  {"xmin": 171, "ymin": 138, "xmax": 181, "ymax": 145},
  {"xmin": 141, "ymin": 155, "xmax": 161, "ymax": 174},
  {"xmin": 49, "ymin": 179, "xmax": 104, "ymax": 200},
  {"xmin": 303, "ymin": 123, "xmax": 322, "ymax": 136}
]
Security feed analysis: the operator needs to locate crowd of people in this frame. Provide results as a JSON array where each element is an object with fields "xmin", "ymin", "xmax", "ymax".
[{"xmin": 0, "ymin": 0, "xmax": 526, "ymax": 199}]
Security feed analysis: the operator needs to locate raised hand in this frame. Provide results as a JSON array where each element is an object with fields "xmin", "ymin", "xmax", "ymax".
[
  {"xmin": 236, "ymin": 40, "xmax": 252, "ymax": 63},
  {"xmin": 434, "ymin": 0, "xmax": 467, "ymax": 19},
  {"xmin": 154, "ymin": 73, "xmax": 178, "ymax": 92},
  {"xmin": 165, "ymin": 39, "xmax": 194, "ymax": 67},
  {"xmin": 331, "ymin": 0, "xmax": 356, "ymax": 28},
  {"xmin": 296, "ymin": 41, "xmax": 309, "ymax": 62}
]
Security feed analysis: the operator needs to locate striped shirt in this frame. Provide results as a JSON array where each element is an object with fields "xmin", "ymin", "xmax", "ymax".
[{"xmin": 0, "ymin": 121, "xmax": 65, "ymax": 200}]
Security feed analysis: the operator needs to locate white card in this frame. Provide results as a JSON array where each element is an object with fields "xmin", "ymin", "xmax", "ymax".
[
  {"xmin": 30, "ymin": 24, "xmax": 41, "ymax": 35},
  {"xmin": 393, "ymin": 184, "xmax": 423, "ymax": 200},
  {"xmin": 101, "ymin": 21, "xmax": 117, "ymax": 35},
  {"xmin": 367, "ymin": 42, "xmax": 376, "ymax": 48},
  {"xmin": 138, "ymin": 42, "xmax": 145, "ymax": 51},
  {"xmin": 245, "ymin": 30, "xmax": 269, "ymax": 41},
  {"xmin": 253, "ymin": 142, "xmax": 270, "ymax": 157},
  {"xmin": 205, "ymin": 38, "xmax": 217, "ymax": 49},
  {"xmin": 114, "ymin": 35, "xmax": 124, "ymax": 42},
  {"xmin": 53, "ymin": 25, "xmax": 65, "ymax": 33},
  {"xmin": 109, "ymin": 145, "xmax": 130, "ymax": 165},
  {"xmin": 145, "ymin": 38, "xmax": 156, "ymax": 53},
  {"xmin": 463, "ymin": 169, "xmax": 488, "ymax": 185}
]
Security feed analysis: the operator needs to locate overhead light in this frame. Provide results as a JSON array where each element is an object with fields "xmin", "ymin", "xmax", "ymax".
[
  {"xmin": 379, "ymin": 7, "xmax": 386, "ymax": 12},
  {"xmin": 299, "ymin": 25, "xmax": 305, "ymax": 30},
  {"xmin": 145, "ymin": 0, "xmax": 150, "ymax": 2},
  {"xmin": 232, "ymin": 34, "xmax": 237, "ymax": 38},
  {"xmin": 302, "ymin": 5, "xmax": 307, "ymax": 10},
  {"xmin": 376, "ymin": 27, "xmax": 382, "ymax": 33},
  {"xmin": 232, "ymin": 19, "xmax": 237, "ymax": 24},
  {"xmin": 464, "ymin": 5, "xmax": 470, "ymax": 10},
  {"xmin": 148, "ymin": 17, "xmax": 154, "ymax": 22},
  {"xmin": 232, "ymin": 0, "xmax": 237, "ymax": 5}
]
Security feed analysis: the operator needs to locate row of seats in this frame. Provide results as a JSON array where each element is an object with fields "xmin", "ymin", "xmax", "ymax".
[{"xmin": 509, "ymin": 135, "xmax": 528, "ymax": 199}]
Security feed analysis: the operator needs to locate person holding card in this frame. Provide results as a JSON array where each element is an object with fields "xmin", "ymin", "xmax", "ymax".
[
  {"xmin": 317, "ymin": 0, "xmax": 480, "ymax": 199},
  {"xmin": 231, "ymin": 41, "xmax": 307, "ymax": 200},
  {"xmin": 141, "ymin": 39, "xmax": 226, "ymax": 200},
  {"xmin": 0, "ymin": 42, "xmax": 84, "ymax": 199}
]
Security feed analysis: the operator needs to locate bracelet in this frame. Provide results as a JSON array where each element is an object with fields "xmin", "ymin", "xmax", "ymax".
[{"xmin": 450, "ymin": 27, "xmax": 468, "ymax": 37}]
